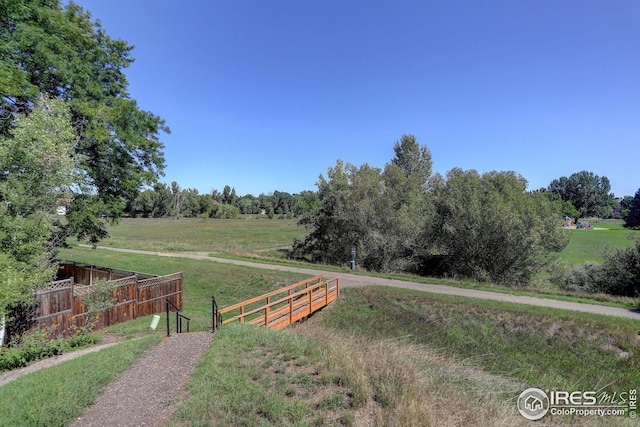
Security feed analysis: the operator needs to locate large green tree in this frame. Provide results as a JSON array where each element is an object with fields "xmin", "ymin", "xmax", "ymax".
[
  {"xmin": 1, "ymin": 0, "xmax": 168, "ymax": 242},
  {"xmin": 295, "ymin": 135, "xmax": 433, "ymax": 272},
  {"xmin": 0, "ymin": 97, "xmax": 75, "ymax": 314},
  {"xmin": 427, "ymin": 169, "xmax": 569, "ymax": 285},
  {"xmin": 547, "ymin": 171, "xmax": 613, "ymax": 222}
]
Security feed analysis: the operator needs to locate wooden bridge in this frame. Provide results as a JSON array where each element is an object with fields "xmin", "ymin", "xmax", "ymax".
[{"xmin": 214, "ymin": 275, "xmax": 339, "ymax": 331}]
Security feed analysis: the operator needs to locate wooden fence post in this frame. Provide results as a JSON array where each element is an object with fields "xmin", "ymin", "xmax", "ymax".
[{"xmin": 265, "ymin": 296, "xmax": 270, "ymax": 327}]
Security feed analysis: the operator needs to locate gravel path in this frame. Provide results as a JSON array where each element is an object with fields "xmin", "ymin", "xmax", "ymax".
[{"xmin": 70, "ymin": 332, "xmax": 213, "ymax": 427}]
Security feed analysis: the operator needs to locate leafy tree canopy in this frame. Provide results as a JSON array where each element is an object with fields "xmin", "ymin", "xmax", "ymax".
[
  {"xmin": 0, "ymin": 97, "xmax": 75, "ymax": 314},
  {"xmin": 428, "ymin": 169, "xmax": 569, "ymax": 284},
  {"xmin": 547, "ymin": 171, "xmax": 613, "ymax": 221},
  {"xmin": 623, "ymin": 188, "xmax": 640, "ymax": 229},
  {"xmin": 1, "ymin": 0, "xmax": 169, "ymax": 243}
]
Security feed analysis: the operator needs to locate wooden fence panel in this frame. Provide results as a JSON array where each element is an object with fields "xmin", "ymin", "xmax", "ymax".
[
  {"xmin": 138, "ymin": 273, "xmax": 183, "ymax": 316},
  {"xmin": 20, "ymin": 264, "xmax": 184, "ymax": 338},
  {"xmin": 33, "ymin": 284, "xmax": 74, "ymax": 336}
]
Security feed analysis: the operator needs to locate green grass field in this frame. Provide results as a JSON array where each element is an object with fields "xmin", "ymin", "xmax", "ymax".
[
  {"xmin": 559, "ymin": 222, "xmax": 640, "ymax": 265},
  {"xmin": 97, "ymin": 217, "xmax": 307, "ymax": 256}
]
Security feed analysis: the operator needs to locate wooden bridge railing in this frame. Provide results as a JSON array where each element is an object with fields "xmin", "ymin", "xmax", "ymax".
[{"xmin": 216, "ymin": 275, "xmax": 340, "ymax": 331}]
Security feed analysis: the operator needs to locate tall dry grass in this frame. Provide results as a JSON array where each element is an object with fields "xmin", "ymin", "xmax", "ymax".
[
  {"xmin": 294, "ymin": 321, "xmax": 625, "ymax": 427},
  {"xmin": 294, "ymin": 322, "xmax": 523, "ymax": 426}
]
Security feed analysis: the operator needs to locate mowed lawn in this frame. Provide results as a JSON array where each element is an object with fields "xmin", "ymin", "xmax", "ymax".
[
  {"xmin": 96, "ymin": 217, "xmax": 308, "ymax": 256},
  {"xmin": 559, "ymin": 222, "xmax": 640, "ymax": 265}
]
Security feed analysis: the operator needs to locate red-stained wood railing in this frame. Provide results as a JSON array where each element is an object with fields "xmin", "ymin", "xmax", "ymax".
[{"xmin": 216, "ymin": 275, "xmax": 339, "ymax": 331}]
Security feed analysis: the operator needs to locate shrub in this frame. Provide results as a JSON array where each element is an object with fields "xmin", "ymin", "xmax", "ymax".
[
  {"xmin": 552, "ymin": 238, "xmax": 640, "ymax": 297},
  {"xmin": 80, "ymin": 278, "xmax": 117, "ymax": 331},
  {"xmin": 0, "ymin": 327, "xmax": 100, "ymax": 372},
  {"xmin": 600, "ymin": 238, "xmax": 640, "ymax": 297},
  {"xmin": 554, "ymin": 262, "xmax": 605, "ymax": 294}
]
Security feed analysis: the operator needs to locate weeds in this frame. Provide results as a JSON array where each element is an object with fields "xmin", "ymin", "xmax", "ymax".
[{"xmin": 0, "ymin": 324, "xmax": 99, "ymax": 372}]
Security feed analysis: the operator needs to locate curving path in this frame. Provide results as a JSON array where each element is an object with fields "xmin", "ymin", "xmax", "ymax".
[{"xmin": 81, "ymin": 245, "xmax": 640, "ymax": 321}]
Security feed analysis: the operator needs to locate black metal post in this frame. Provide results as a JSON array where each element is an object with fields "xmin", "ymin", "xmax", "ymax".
[
  {"xmin": 211, "ymin": 296, "xmax": 220, "ymax": 333},
  {"xmin": 165, "ymin": 300, "xmax": 170, "ymax": 337}
]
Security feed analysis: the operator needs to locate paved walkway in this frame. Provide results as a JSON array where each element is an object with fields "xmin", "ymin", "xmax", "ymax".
[{"xmin": 82, "ymin": 245, "xmax": 640, "ymax": 320}]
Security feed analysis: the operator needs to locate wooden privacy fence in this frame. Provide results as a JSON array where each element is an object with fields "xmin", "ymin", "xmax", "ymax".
[
  {"xmin": 216, "ymin": 275, "xmax": 339, "ymax": 331},
  {"xmin": 33, "ymin": 262, "xmax": 183, "ymax": 337}
]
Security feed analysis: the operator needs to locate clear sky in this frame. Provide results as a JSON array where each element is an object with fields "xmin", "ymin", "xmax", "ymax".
[{"xmin": 71, "ymin": 0, "xmax": 639, "ymax": 197}]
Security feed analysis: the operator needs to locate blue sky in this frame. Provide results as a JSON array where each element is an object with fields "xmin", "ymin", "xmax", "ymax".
[{"xmin": 72, "ymin": 0, "xmax": 639, "ymax": 197}]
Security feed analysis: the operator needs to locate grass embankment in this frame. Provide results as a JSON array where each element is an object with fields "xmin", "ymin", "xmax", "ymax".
[{"xmin": 167, "ymin": 288, "xmax": 639, "ymax": 426}]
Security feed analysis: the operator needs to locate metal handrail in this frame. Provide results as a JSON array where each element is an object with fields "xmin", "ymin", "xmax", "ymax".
[
  {"xmin": 211, "ymin": 296, "xmax": 222, "ymax": 333},
  {"xmin": 165, "ymin": 298, "xmax": 190, "ymax": 337}
]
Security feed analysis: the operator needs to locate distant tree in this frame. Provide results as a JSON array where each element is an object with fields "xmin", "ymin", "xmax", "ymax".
[
  {"xmin": 295, "ymin": 134, "xmax": 434, "ymax": 272},
  {"xmin": 131, "ymin": 189, "xmax": 155, "ymax": 218},
  {"xmin": 621, "ymin": 195, "xmax": 634, "ymax": 215},
  {"xmin": 535, "ymin": 190, "xmax": 580, "ymax": 224},
  {"xmin": 171, "ymin": 182, "xmax": 185, "ymax": 220},
  {"xmin": 181, "ymin": 189, "xmax": 202, "ymax": 217},
  {"xmin": 295, "ymin": 159, "xmax": 353, "ymax": 264},
  {"xmin": 210, "ymin": 203, "xmax": 239, "ymax": 219},
  {"xmin": 292, "ymin": 190, "xmax": 321, "ymax": 218},
  {"xmin": 623, "ymin": 189, "xmax": 640, "ymax": 229},
  {"xmin": 258, "ymin": 193, "xmax": 274, "ymax": 214},
  {"xmin": 221, "ymin": 185, "xmax": 237, "ymax": 205},
  {"xmin": 235, "ymin": 194, "xmax": 261, "ymax": 215},
  {"xmin": 547, "ymin": 171, "xmax": 613, "ymax": 222},
  {"xmin": 390, "ymin": 134, "xmax": 433, "ymax": 184},
  {"xmin": 270, "ymin": 191, "xmax": 293, "ymax": 216}
]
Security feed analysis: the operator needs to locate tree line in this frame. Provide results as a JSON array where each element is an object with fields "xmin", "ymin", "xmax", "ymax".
[
  {"xmin": 292, "ymin": 135, "xmax": 570, "ymax": 285},
  {"xmin": 126, "ymin": 183, "xmax": 320, "ymax": 220},
  {"xmin": 290, "ymin": 135, "xmax": 639, "ymax": 294}
]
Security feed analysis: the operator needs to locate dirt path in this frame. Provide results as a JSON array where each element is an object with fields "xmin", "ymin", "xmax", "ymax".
[
  {"xmin": 82, "ymin": 245, "xmax": 640, "ymax": 320},
  {"xmin": 70, "ymin": 332, "xmax": 212, "ymax": 427}
]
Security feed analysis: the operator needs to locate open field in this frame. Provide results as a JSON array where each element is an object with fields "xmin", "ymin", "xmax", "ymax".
[
  {"xmin": 96, "ymin": 217, "xmax": 640, "ymax": 266},
  {"xmin": 559, "ymin": 222, "xmax": 640, "ymax": 265},
  {"xmin": 97, "ymin": 217, "xmax": 307, "ymax": 257}
]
